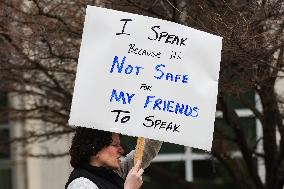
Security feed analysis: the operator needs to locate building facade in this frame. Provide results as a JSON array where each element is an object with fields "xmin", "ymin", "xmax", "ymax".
[{"xmin": 3, "ymin": 86, "xmax": 284, "ymax": 189}]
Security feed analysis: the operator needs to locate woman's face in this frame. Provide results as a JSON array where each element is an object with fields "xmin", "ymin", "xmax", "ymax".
[{"xmin": 90, "ymin": 133, "xmax": 124, "ymax": 170}]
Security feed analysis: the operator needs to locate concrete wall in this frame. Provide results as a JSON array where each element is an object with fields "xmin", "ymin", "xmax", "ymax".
[{"xmin": 25, "ymin": 133, "xmax": 72, "ymax": 189}]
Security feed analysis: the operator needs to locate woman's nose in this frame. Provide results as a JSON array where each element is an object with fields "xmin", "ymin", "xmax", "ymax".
[{"xmin": 119, "ymin": 146, "xmax": 124, "ymax": 155}]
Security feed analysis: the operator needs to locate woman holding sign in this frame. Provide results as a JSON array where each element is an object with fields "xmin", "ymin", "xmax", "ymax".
[{"xmin": 65, "ymin": 127, "xmax": 162, "ymax": 189}]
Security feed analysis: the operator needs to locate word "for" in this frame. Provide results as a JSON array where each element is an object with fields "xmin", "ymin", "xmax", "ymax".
[{"xmin": 140, "ymin": 84, "xmax": 152, "ymax": 91}]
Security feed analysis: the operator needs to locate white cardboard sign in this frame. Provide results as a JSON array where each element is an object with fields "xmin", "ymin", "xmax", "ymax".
[{"xmin": 69, "ymin": 5, "xmax": 222, "ymax": 151}]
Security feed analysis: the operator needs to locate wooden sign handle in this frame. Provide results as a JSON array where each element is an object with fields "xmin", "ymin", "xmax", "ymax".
[{"xmin": 134, "ymin": 137, "xmax": 145, "ymax": 165}]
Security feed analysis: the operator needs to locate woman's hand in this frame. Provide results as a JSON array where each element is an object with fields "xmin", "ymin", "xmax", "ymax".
[{"xmin": 124, "ymin": 160, "xmax": 144, "ymax": 189}]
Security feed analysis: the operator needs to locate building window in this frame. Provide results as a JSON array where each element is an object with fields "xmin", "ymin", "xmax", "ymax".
[
  {"xmin": 0, "ymin": 93, "xmax": 12, "ymax": 189},
  {"xmin": 0, "ymin": 129, "xmax": 10, "ymax": 159},
  {"xmin": 0, "ymin": 168, "xmax": 12, "ymax": 189}
]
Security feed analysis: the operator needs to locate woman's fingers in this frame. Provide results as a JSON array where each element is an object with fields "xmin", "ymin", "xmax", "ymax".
[
  {"xmin": 137, "ymin": 168, "xmax": 144, "ymax": 177},
  {"xmin": 133, "ymin": 160, "xmax": 142, "ymax": 172},
  {"xmin": 124, "ymin": 162, "xmax": 144, "ymax": 189}
]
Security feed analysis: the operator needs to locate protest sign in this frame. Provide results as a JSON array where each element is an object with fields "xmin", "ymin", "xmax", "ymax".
[{"xmin": 69, "ymin": 5, "xmax": 222, "ymax": 151}]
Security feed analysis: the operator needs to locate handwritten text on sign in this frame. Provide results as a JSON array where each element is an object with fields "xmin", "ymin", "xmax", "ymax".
[{"xmin": 69, "ymin": 6, "xmax": 222, "ymax": 151}]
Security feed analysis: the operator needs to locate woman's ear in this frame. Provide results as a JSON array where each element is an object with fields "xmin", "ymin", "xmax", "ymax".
[
  {"xmin": 93, "ymin": 150, "xmax": 101, "ymax": 159},
  {"xmin": 91, "ymin": 151, "xmax": 97, "ymax": 157},
  {"xmin": 90, "ymin": 153, "xmax": 99, "ymax": 162}
]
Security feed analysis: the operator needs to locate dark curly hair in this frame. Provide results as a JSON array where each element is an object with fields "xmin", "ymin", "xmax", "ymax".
[{"xmin": 69, "ymin": 127, "xmax": 113, "ymax": 168}]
